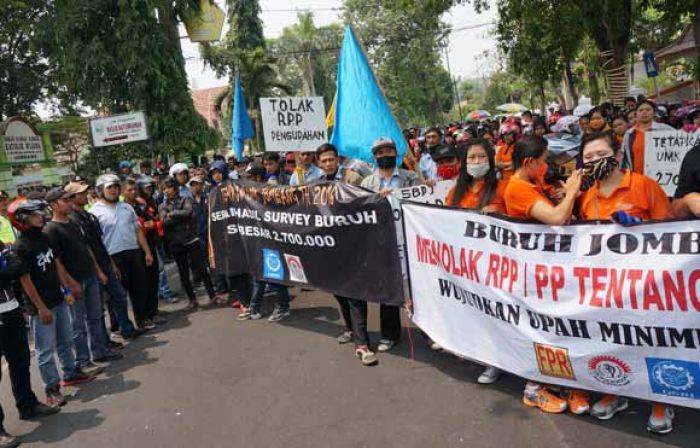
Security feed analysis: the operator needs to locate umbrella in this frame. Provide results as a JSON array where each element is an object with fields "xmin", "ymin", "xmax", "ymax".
[
  {"xmin": 496, "ymin": 103, "xmax": 527, "ymax": 113},
  {"xmin": 468, "ymin": 110, "xmax": 491, "ymax": 120},
  {"xmin": 551, "ymin": 115, "xmax": 579, "ymax": 133},
  {"xmin": 573, "ymin": 103, "xmax": 594, "ymax": 117}
]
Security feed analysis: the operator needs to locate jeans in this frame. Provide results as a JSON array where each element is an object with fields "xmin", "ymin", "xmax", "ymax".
[
  {"xmin": 71, "ymin": 275, "xmax": 109, "ymax": 365},
  {"xmin": 31, "ymin": 301, "xmax": 77, "ymax": 391},
  {"xmin": 171, "ymin": 241, "xmax": 215, "ymax": 302},
  {"xmin": 144, "ymin": 241, "xmax": 159, "ymax": 319},
  {"xmin": 380, "ymin": 304, "xmax": 402, "ymax": 342},
  {"xmin": 156, "ymin": 243, "xmax": 173, "ymax": 299},
  {"xmin": 250, "ymin": 280, "xmax": 290, "ymax": 313},
  {"xmin": 0, "ymin": 308, "xmax": 40, "ymax": 427},
  {"xmin": 112, "ymin": 249, "xmax": 148, "ymax": 327},
  {"xmin": 100, "ymin": 264, "xmax": 137, "ymax": 336}
]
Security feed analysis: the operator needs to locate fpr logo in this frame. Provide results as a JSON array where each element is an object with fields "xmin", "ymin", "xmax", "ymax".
[{"xmin": 262, "ymin": 249, "xmax": 284, "ymax": 280}]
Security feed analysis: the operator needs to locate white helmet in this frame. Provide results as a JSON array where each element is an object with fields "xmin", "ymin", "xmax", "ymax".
[
  {"xmin": 169, "ymin": 162, "xmax": 189, "ymax": 177},
  {"xmin": 95, "ymin": 173, "xmax": 121, "ymax": 190}
]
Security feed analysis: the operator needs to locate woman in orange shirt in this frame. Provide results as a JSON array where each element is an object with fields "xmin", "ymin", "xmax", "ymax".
[
  {"xmin": 495, "ymin": 122, "xmax": 520, "ymax": 181},
  {"xmin": 577, "ymin": 131, "xmax": 674, "ymax": 434},
  {"xmin": 447, "ymin": 138, "xmax": 505, "ymax": 214},
  {"xmin": 502, "ymin": 136, "xmax": 586, "ymax": 416},
  {"xmin": 446, "ymin": 138, "xmax": 506, "ymax": 385},
  {"xmin": 621, "ymin": 99, "xmax": 673, "ymax": 174}
]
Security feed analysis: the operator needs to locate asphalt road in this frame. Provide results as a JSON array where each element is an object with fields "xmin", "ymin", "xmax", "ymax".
[{"xmin": 1, "ymin": 285, "xmax": 699, "ymax": 448}]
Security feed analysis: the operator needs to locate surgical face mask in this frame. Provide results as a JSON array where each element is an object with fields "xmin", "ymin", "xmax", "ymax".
[
  {"xmin": 376, "ymin": 155, "xmax": 396, "ymax": 169},
  {"xmin": 466, "ymin": 162, "xmax": 490, "ymax": 179},
  {"xmin": 581, "ymin": 155, "xmax": 618, "ymax": 190}
]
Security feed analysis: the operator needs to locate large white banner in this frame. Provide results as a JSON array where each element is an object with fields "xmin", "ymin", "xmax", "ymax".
[
  {"xmin": 259, "ymin": 97, "xmax": 327, "ymax": 152},
  {"xmin": 90, "ymin": 111, "xmax": 149, "ymax": 148},
  {"xmin": 403, "ymin": 202, "xmax": 700, "ymax": 409},
  {"xmin": 644, "ymin": 130, "xmax": 700, "ymax": 196}
]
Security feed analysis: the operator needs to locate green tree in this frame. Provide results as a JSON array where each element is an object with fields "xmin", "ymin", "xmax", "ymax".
[
  {"xmin": 43, "ymin": 0, "xmax": 219, "ymax": 158},
  {"xmin": 269, "ymin": 13, "xmax": 343, "ymax": 104},
  {"xmin": 0, "ymin": 0, "xmax": 51, "ymax": 120},
  {"xmin": 201, "ymin": 0, "xmax": 289, "ymax": 151},
  {"xmin": 343, "ymin": 0, "xmax": 455, "ymax": 126}
]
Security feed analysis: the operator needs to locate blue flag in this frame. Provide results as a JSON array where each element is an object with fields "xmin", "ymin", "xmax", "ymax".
[
  {"xmin": 330, "ymin": 26, "xmax": 406, "ymax": 166},
  {"xmin": 231, "ymin": 74, "xmax": 253, "ymax": 159}
]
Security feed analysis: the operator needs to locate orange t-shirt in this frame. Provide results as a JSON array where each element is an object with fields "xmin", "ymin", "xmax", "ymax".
[
  {"xmin": 446, "ymin": 180, "xmax": 507, "ymax": 213},
  {"xmin": 495, "ymin": 143, "xmax": 515, "ymax": 181},
  {"xmin": 631, "ymin": 126, "xmax": 646, "ymax": 174},
  {"xmin": 578, "ymin": 170, "xmax": 671, "ymax": 221},
  {"xmin": 503, "ymin": 175, "xmax": 553, "ymax": 219}
]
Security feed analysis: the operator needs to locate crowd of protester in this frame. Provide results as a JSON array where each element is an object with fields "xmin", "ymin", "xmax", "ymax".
[{"xmin": 0, "ymin": 96, "xmax": 698, "ymax": 446}]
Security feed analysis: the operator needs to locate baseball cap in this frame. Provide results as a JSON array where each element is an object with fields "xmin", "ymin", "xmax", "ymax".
[
  {"xmin": 432, "ymin": 145, "xmax": 457, "ymax": 161},
  {"xmin": 371, "ymin": 137, "xmax": 396, "ymax": 154},
  {"xmin": 45, "ymin": 186, "xmax": 73, "ymax": 203},
  {"xmin": 64, "ymin": 181, "xmax": 89, "ymax": 195}
]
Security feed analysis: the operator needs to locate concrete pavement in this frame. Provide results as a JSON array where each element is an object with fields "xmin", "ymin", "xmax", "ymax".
[{"xmin": 1, "ymin": 287, "xmax": 698, "ymax": 447}]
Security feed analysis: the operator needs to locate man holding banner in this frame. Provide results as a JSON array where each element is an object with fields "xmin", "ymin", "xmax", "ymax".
[{"xmin": 359, "ymin": 137, "xmax": 420, "ymax": 353}]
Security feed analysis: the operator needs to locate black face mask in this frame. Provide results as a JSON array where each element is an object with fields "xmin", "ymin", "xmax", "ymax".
[
  {"xmin": 376, "ymin": 155, "xmax": 396, "ymax": 169},
  {"xmin": 581, "ymin": 155, "xmax": 619, "ymax": 191}
]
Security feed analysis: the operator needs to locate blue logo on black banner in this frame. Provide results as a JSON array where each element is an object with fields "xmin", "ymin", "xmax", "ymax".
[
  {"xmin": 645, "ymin": 358, "xmax": 699, "ymax": 399},
  {"xmin": 262, "ymin": 249, "xmax": 284, "ymax": 280}
]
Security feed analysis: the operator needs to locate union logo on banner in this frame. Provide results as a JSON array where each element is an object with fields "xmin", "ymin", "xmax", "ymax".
[
  {"xmin": 284, "ymin": 254, "xmax": 308, "ymax": 283},
  {"xmin": 534, "ymin": 343, "xmax": 575, "ymax": 380}
]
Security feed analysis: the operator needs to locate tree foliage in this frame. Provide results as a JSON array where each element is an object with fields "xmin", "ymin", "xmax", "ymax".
[
  {"xmin": 0, "ymin": 0, "xmax": 51, "ymax": 120},
  {"xmin": 343, "ymin": 0, "xmax": 455, "ymax": 126},
  {"xmin": 42, "ymin": 0, "xmax": 219, "ymax": 157},
  {"xmin": 268, "ymin": 12, "xmax": 343, "ymax": 105}
]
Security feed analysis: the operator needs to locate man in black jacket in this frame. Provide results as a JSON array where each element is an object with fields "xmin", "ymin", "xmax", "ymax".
[
  {"xmin": 158, "ymin": 177, "xmax": 215, "ymax": 310},
  {"xmin": 0, "ymin": 242, "xmax": 59, "ymax": 448}
]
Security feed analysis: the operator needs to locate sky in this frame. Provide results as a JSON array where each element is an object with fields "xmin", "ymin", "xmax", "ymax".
[{"xmin": 181, "ymin": 0, "xmax": 498, "ymax": 91}]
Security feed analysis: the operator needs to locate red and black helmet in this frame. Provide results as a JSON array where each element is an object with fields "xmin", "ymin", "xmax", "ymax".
[{"xmin": 7, "ymin": 197, "xmax": 49, "ymax": 232}]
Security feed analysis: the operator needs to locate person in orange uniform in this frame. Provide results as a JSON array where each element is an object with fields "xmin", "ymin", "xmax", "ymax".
[
  {"xmin": 621, "ymin": 99, "xmax": 672, "ymax": 174},
  {"xmin": 447, "ymin": 138, "xmax": 505, "ymax": 214},
  {"xmin": 495, "ymin": 121, "xmax": 520, "ymax": 182},
  {"xmin": 446, "ymin": 138, "xmax": 505, "ymax": 384},
  {"xmin": 503, "ymin": 136, "xmax": 586, "ymax": 415},
  {"xmin": 577, "ymin": 131, "xmax": 674, "ymax": 434}
]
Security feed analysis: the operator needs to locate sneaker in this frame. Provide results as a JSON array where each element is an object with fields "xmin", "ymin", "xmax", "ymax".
[
  {"xmin": 139, "ymin": 320, "xmax": 156, "ymax": 330},
  {"xmin": 19, "ymin": 402, "xmax": 60, "ymax": 420},
  {"xmin": 337, "ymin": 331, "xmax": 353, "ymax": 344},
  {"xmin": 45, "ymin": 388, "xmax": 67, "ymax": 407},
  {"xmin": 477, "ymin": 366, "xmax": 501, "ymax": 384},
  {"xmin": 523, "ymin": 387, "xmax": 567, "ymax": 413},
  {"xmin": 249, "ymin": 311, "xmax": 263, "ymax": 320},
  {"xmin": 0, "ymin": 431, "xmax": 19, "ymax": 448},
  {"xmin": 355, "ymin": 346, "xmax": 378, "ymax": 366},
  {"xmin": 268, "ymin": 308, "xmax": 290, "ymax": 322},
  {"xmin": 567, "ymin": 390, "xmax": 590, "ymax": 415},
  {"xmin": 185, "ymin": 301, "xmax": 199, "ymax": 311},
  {"xmin": 591, "ymin": 395, "xmax": 628, "ymax": 420},
  {"xmin": 93, "ymin": 352, "xmax": 124, "ymax": 363},
  {"xmin": 80, "ymin": 362, "xmax": 105, "ymax": 377},
  {"xmin": 61, "ymin": 369, "xmax": 96, "ymax": 387},
  {"xmin": 377, "ymin": 338, "xmax": 396, "ymax": 352},
  {"xmin": 231, "ymin": 300, "xmax": 241, "ymax": 309},
  {"xmin": 237, "ymin": 308, "xmax": 251, "ymax": 321},
  {"xmin": 647, "ymin": 404, "xmax": 674, "ymax": 434},
  {"xmin": 429, "ymin": 340, "xmax": 442, "ymax": 351}
]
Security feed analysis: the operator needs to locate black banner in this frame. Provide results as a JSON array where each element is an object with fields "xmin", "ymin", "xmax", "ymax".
[{"xmin": 208, "ymin": 180, "xmax": 404, "ymax": 305}]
